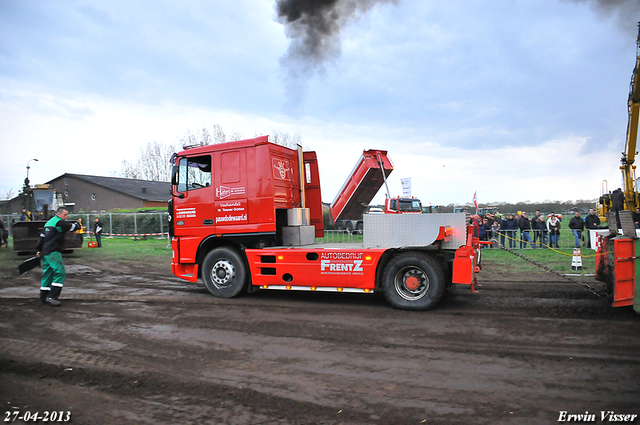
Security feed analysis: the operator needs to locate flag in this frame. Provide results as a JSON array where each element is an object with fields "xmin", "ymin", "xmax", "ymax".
[
  {"xmin": 400, "ymin": 178, "xmax": 411, "ymax": 197},
  {"xmin": 473, "ymin": 191, "xmax": 478, "ymax": 210}
]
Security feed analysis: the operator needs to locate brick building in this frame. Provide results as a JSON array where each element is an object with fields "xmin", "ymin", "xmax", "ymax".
[{"xmin": 1, "ymin": 174, "xmax": 171, "ymax": 215}]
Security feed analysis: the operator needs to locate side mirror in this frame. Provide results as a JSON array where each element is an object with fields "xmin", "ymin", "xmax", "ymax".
[{"xmin": 171, "ymin": 165, "xmax": 179, "ymax": 186}]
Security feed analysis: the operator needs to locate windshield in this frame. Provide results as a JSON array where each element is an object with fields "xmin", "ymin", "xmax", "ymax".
[
  {"xmin": 33, "ymin": 190, "xmax": 54, "ymax": 213},
  {"xmin": 398, "ymin": 200, "xmax": 422, "ymax": 212}
]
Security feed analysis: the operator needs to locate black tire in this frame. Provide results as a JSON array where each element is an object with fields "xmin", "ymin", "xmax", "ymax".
[
  {"xmin": 201, "ymin": 247, "xmax": 247, "ymax": 298},
  {"xmin": 345, "ymin": 221, "xmax": 353, "ymax": 234},
  {"xmin": 356, "ymin": 221, "xmax": 363, "ymax": 234},
  {"xmin": 382, "ymin": 252, "xmax": 445, "ymax": 310}
]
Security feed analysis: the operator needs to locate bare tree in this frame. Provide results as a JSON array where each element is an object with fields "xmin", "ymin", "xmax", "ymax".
[
  {"xmin": 198, "ymin": 127, "xmax": 212, "ymax": 145},
  {"xmin": 178, "ymin": 129, "xmax": 199, "ymax": 148},
  {"xmin": 117, "ymin": 141, "xmax": 176, "ymax": 181},
  {"xmin": 211, "ymin": 124, "xmax": 226, "ymax": 144},
  {"xmin": 179, "ymin": 124, "xmax": 303, "ymax": 148},
  {"xmin": 228, "ymin": 130, "xmax": 244, "ymax": 142},
  {"xmin": 269, "ymin": 130, "xmax": 302, "ymax": 149},
  {"xmin": 3, "ymin": 188, "xmax": 16, "ymax": 200},
  {"xmin": 114, "ymin": 125, "xmax": 303, "ymax": 183}
]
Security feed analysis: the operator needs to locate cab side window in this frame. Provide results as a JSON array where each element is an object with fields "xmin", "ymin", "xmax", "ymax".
[{"xmin": 177, "ymin": 156, "xmax": 211, "ymax": 192}]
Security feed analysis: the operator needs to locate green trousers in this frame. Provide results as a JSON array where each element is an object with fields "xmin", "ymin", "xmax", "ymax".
[{"xmin": 40, "ymin": 251, "xmax": 66, "ymax": 301}]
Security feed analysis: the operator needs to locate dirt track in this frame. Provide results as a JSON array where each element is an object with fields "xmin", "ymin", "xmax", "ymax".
[{"xmin": 1, "ymin": 256, "xmax": 639, "ymax": 425}]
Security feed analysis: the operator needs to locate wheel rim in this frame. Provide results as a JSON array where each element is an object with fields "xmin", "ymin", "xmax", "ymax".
[
  {"xmin": 394, "ymin": 266, "xmax": 429, "ymax": 301},
  {"xmin": 210, "ymin": 259, "xmax": 236, "ymax": 289}
]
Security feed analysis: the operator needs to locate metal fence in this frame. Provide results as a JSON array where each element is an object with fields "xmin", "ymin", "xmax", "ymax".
[
  {"xmin": 484, "ymin": 229, "xmax": 598, "ymax": 250},
  {"xmin": 317, "ymin": 230, "xmax": 363, "ymax": 243},
  {"xmin": 320, "ymin": 228, "xmax": 597, "ymax": 249},
  {"xmin": 0, "ymin": 214, "xmax": 597, "ymax": 249},
  {"xmin": 0, "ymin": 212, "xmax": 170, "ymax": 238}
]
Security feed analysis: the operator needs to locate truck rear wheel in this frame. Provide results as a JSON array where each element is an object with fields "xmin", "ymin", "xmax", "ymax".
[
  {"xmin": 202, "ymin": 247, "xmax": 247, "ymax": 298},
  {"xmin": 382, "ymin": 252, "xmax": 445, "ymax": 310},
  {"xmin": 345, "ymin": 221, "xmax": 353, "ymax": 234}
]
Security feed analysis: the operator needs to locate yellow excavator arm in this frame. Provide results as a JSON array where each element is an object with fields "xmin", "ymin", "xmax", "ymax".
[{"xmin": 621, "ymin": 24, "xmax": 640, "ymax": 211}]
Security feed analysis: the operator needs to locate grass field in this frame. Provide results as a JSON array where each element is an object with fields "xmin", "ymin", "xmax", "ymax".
[
  {"xmin": 480, "ymin": 246, "xmax": 596, "ymax": 275},
  {"xmin": 0, "ymin": 236, "xmax": 172, "ymax": 281},
  {"xmin": 1, "ymin": 233, "xmax": 596, "ymax": 285}
]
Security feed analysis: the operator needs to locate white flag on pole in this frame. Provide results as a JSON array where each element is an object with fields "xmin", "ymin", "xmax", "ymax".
[{"xmin": 400, "ymin": 178, "xmax": 411, "ymax": 197}]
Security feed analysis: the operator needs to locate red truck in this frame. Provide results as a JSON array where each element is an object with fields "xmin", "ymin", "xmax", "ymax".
[
  {"xmin": 329, "ymin": 150, "xmax": 421, "ymax": 233},
  {"xmin": 169, "ymin": 136, "xmax": 482, "ymax": 310}
]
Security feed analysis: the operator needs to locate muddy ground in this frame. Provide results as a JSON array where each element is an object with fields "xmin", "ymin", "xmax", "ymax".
[{"xmin": 1, "ymin": 255, "xmax": 639, "ymax": 425}]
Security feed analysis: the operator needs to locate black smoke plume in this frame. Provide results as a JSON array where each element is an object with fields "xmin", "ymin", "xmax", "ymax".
[
  {"xmin": 569, "ymin": 0, "xmax": 640, "ymax": 34},
  {"xmin": 275, "ymin": 0, "xmax": 397, "ymax": 109}
]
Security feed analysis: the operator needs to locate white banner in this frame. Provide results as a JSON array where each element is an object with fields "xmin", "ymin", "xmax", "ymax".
[{"xmin": 400, "ymin": 178, "xmax": 411, "ymax": 197}]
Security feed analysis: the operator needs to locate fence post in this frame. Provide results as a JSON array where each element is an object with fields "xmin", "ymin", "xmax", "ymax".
[{"xmin": 109, "ymin": 213, "xmax": 113, "ymax": 236}]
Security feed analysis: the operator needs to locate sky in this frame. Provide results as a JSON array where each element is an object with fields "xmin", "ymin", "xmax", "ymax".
[{"xmin": 1, "ymin": 0, "xmax": 639, "ymax": 207}]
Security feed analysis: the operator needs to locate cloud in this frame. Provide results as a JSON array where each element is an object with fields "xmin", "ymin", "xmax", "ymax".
[
  {"xmin": 0, "ymin": 0, "xmax": 285, "ymax": 111},
  {"xmin": 0, "ymin": 0, "xmax": 636, "ymax": 206}
]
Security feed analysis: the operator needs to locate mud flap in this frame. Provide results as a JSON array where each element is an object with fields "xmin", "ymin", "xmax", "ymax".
[
  {"xmin": 635, "ymin": 239, "xmax": 640, "ymax": 315},
  {"xmin": 611, "ymin": 238, "xmax": 638, "ymax": 308},
  {"xmin": 452, "ymin": 246, "xmax": 478, "ymax": 292}
]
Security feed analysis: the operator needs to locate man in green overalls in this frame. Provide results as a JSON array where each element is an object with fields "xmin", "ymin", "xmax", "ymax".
[{"xmin": 36, "ymin": 207, "xmax": 82, "ymax": 306}]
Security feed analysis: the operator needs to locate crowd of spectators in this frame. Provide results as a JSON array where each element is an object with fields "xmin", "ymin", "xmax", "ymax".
[{"xmin": 472, "ymin": 208, "xmax": 601, "ymax": 249}]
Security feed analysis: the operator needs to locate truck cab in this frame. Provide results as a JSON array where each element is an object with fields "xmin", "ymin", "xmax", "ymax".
[{"xmin": 384, "ymin": 197, "xmax": 422, "ymax": 214}]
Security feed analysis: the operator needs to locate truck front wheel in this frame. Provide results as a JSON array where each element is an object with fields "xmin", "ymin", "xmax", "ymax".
[
  {"xmin": 382, "ymin": 252, "xmax": 445, "ymax": 310},
  {"xmin": 202, "ymin": 247, "xmax": 247, "ymax": 298}
]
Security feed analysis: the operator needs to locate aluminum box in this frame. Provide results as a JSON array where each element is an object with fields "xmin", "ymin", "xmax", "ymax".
[{"xmin": 363, "ymin": 213, "xmax": 467, "ymax": 249}]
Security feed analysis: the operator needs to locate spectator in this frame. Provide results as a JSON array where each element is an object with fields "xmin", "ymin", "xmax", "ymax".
[
  {"xmin": 482, "ymin": 218, "xmax": 492, "ymax": 245},
  {"xmin": 518, "ymin": 212, "xmax": 533, "ymax": 248},
  {"xmin": 633, "ymin": 207, "xmax": 640, "ymax": 229},
  {"xmin": 21, "ymin": 208, "xmax": 32, "ymax": 221},
  {"xmin": 486, "ymin": 214, "xmax": 495, "ymax": 228},
  {"xmin": 94, "ymin": 217, "xmax": 104, "ymax": 248},
  {"xmin": 499, "ymin": 216, "xmax": 506, "ymax": 247},
  {"xmin": 611, "ymin": 188, "xmax": 625, "ymax": 229},
  {"xmin": 503, "ymin": 213, "xmax": 518, "ymax": 248},
  {"xmin": 0, "ymin": 218, "xmax": 7, "ymax": 247},
  {"xmin": 547, "ymin": 212, "xmax": 561, "ymax": 248},
  {"xmin": 478, "ymin": 217, "xmax": 487, "ymax": 241},
  {"xmin": 470, "ymin": 215, "xmax": 480, "ymax": 238},
  {"xmin": 531, "ymin": 210, "xmax": 548, "ymax": 248},
  {"xmin": 584, "ymin": 208, "xmax": 601, "ymax": 247},
  {"xmin": 491, "ymin": 220, "xmax": 500, "ymax": 247},
  {"xmin": 568, "ymin": 211, "xmax": 584, "ymax": 248},
  {"xmin": 600, "ymin": 192, "xmax": 611, "ymax": 210}
]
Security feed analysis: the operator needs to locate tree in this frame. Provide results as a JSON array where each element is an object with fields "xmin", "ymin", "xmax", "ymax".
[
  {"xmin": 114, "ymin": 125, "xmax": 304, "ymax": 182},
  {"xmin": 212, "ymin": 124, "xmax": 227, "ymax": 144},
  {"xmin": 117, "ymin": 141, "xmax": 176, "ymax": 182},
  {"xmin": 3, "ymin": 188, "xmax": 16, "ymax": 200},
  {"xmin": 178, "ymin": 124, "xmax": 301, "ymax": 148},
  {"xmin": 268, "ymin": 130, "xmax": 301, "ymax": 149}
]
